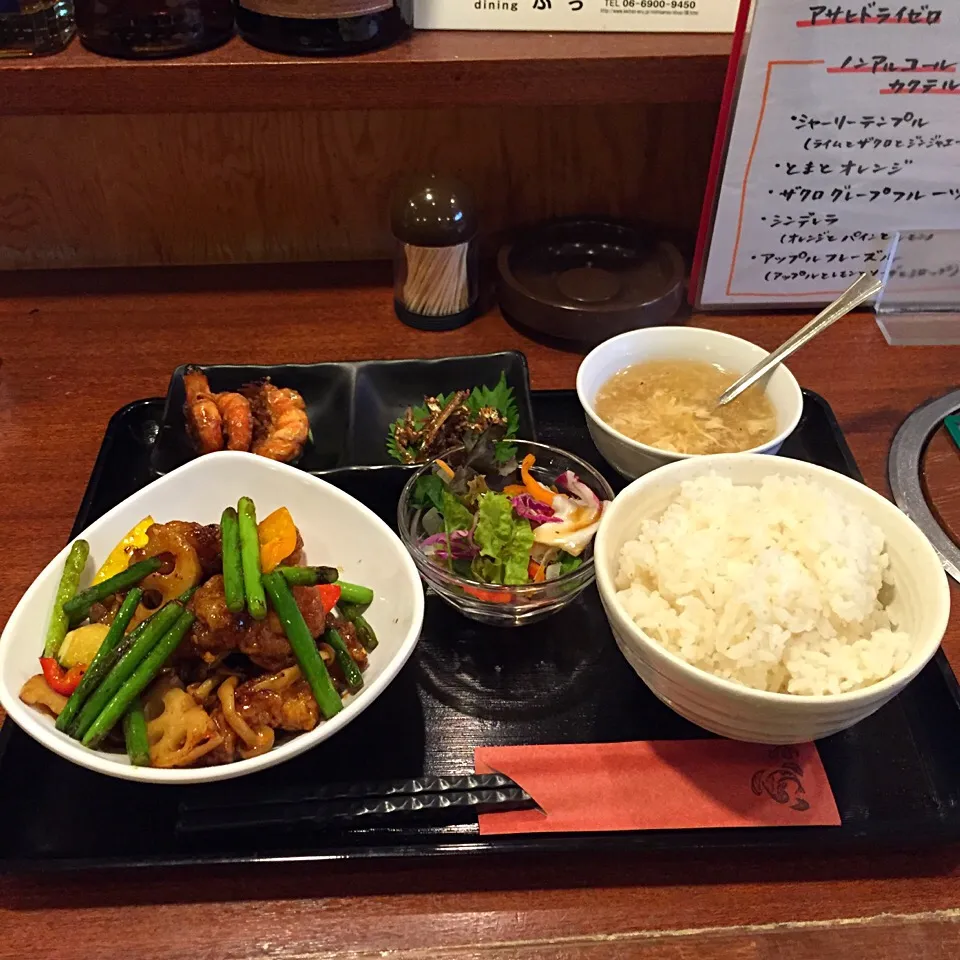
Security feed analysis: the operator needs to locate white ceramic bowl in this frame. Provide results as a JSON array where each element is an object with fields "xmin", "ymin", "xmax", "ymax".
[
  {"xmin": 0, "ymin": 452, "xmax": 425, "ymax": 784},
  {"xmin": 595, "ymin": 454, "xmax": 950, "ymax": 744},
  {"xmin": 576, "ymin": 326, "xmax": 804, "ymax": 479}
]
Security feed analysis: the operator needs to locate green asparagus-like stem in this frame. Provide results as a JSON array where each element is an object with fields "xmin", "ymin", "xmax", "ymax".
[
  {"xmin": 43, "ymin": 540, "xmax": 90, "ymax": 658},
  {"xmin": 56, "ymin": 587, "xmax": 143, "ymax": 733},
  {"xmin": 275, "ymin": 565, "xmax": 339, "ymax": 587},
  {"xmin": 238, "ymin": 497, "xmax": 267, "ymax": 620},
  {"xmin": 62, "ymin": 556, "xmax": 162, "ymax": 625},
  {"xmin": 122, "ymin": 699, "xmax": 151, "ymax": 767},
  {"xmin": 83, "ymin": 609, "xmax": 195, "ymax": 749},
  {"xmin": 325, "ymin": 627, "xmax": 364, "ymax": 694},
  {"xmin": 336, "ymin": 603, "xmax": 379, "ymax": 652},
  {"xmin": 220, "ymin": 506, "xmax": 245, "ymax": 614},
  {"xmin": 70, "ymin": 601, "xmax": 185, "ymax": 741},
  {"xmin": 262, "ymin": 572, "xmax": 343, "ymax": 720},
  {"xmin": 336, "ymin": 581, "xmax": 374, "ymax": 608}
]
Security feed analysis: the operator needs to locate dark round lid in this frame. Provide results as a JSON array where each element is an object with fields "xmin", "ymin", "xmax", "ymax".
[
  {"xmin": 390, "ymin": 174, "xmax": 478, "ymax": 247},
  {"xmin": 496, "ymin": 217, "xmax": 686, "ymax": 344}
]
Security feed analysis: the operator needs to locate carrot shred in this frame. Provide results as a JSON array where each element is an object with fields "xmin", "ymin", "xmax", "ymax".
[
  {"xmin": 463, "ymin": 584, "xmax": 512, "ymax": 604},
  {"xmin": 521, "ymin": 454, "xmax": 555, "ymax": 506}
]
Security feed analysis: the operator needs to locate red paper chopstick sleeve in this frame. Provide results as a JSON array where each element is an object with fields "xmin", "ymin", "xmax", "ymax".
[{"xmin": 475, "ymin": 740, "xmax": 840, "ymax": 835}]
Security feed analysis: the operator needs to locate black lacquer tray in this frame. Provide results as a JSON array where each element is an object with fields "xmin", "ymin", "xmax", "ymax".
[{"xmin": 2, "ymin": 387, "xmax": 960, "ymax": 872}]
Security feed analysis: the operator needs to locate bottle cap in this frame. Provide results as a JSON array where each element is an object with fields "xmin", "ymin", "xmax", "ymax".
[{"xmin": 391, "ymin": 174, "xmax": 478, "ymax": 248}]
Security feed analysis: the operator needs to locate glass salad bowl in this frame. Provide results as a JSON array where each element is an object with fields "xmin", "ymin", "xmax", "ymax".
[{"xmin": 398, "ymin": 440, "xmax": 616, "ymax": 626}]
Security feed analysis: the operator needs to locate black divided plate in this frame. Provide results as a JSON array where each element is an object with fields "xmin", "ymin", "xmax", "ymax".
[
  {"xmin": 150, "ymin": 351, "xmax": 535, "ymax": 475},
  {"xmin": 2, "ymin": 389, "xmax": 960, "ymax": 872}
]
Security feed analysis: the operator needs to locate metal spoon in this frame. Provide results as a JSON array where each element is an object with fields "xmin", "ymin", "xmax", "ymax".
[{"xmin": 715, "ymin": 272, "xmax": 884, "ymax": 408}]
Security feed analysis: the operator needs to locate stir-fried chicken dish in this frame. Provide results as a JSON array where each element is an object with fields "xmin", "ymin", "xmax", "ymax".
[{"xmin": 20, "ymin": 500, "xmax": 378, "ymax": 769}]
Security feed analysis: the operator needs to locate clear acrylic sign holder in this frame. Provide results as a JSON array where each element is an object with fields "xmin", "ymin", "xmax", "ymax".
[{"xmin": 876, "ymin": 230, "xmax": 960, "ymax": 346}]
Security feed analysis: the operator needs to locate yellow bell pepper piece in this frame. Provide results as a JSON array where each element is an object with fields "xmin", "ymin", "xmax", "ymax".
[
  {"xmin": 92, "ymin": 516, "xmax": 154, "ymax": 585},
  {"xmin": 258, "ymin": 507, "xmax": 298, "ymax": 574}
]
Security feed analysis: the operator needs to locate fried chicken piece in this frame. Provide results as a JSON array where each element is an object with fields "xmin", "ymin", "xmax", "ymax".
[
  {"xmin": 235, "ymin": 676, "xmax": 319, "ymax": 733},
  {"xmin": 291, "ymin": 584, "xmax": 327, "ymax": 637},
  {"xmin": 188, "ymin": 522, "xmax": 223, "ymax": 578},
  {"xmin": 187, "ymin": 576, "xmax": 326, "ymax": 670},
  {"xmin": 198, "ymin": 672, "xmax": 318, "ymax": 766},
  {"xmin": 187, "ymin": 575, "xmax": 246, "ymax": 663},
  {"xmin": 240, "ymin": 586, "xmax": 325, "ymax": 671},
  {"xmin": 239, "ymin": 611, "xmax": 295, "ymax": 672}
]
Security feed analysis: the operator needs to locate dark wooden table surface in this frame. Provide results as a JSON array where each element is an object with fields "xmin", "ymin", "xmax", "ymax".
[{"xmin": 1, "ymin": 264, "xmax": 959, "ymax": 959}]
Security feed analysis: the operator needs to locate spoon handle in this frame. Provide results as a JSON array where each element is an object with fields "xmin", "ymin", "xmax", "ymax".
[{"xmin": 715, "ymin": 272, "xmax": 884, "ymax": 408}]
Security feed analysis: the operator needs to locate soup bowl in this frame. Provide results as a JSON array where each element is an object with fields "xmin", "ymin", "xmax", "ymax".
[{"xmin": 576, "ymin": 326, "xmax": 804, "ymax": 479}]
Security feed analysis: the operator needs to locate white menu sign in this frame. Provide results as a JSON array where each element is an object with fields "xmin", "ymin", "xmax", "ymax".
[
  {"xmin": 413, "ymin": 0, "xmax": 738, "ymax": 33},
  {"xmin": 697, "ymin": 0, "xmax": 960, "ymax": 308}
]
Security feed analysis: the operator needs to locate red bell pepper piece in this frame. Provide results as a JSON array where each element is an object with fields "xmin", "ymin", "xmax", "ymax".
[
  {"xmin": 39, "ymin": 657, "xmax": 86, "ymax": 696},
  {"xmin": 316, "ymin": 583, "xmax": 342, "ymax": 618}
]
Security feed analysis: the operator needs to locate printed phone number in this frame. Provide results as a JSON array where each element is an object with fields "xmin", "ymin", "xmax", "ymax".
[{"xmin": 604, "ymin": 0, "xmax": 697, "ymax": 9}]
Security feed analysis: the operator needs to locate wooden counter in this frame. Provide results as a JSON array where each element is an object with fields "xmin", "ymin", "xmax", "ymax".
[{"xmin": 1, "ymin": 262, "xmax": 959, "ymax": 959}]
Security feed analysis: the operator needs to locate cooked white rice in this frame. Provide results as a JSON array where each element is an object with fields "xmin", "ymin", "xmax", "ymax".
[{"xmin": 615, "ymin": 473, "xmax": 911, "ymax": 696}]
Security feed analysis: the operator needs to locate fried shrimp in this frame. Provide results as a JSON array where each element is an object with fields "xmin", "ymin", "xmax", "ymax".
[
  {"xmin": 182, "ymin": 369, "xmax": 309, "ymax": 462},
  {"xmin": 215, "ymin": 392, "xmax": 253, "ymax": 452},
  {"xmin": 252, "ymin": 384, "xmax": 310, "ymax": 463},
  {"xmin": 184, "ymin": 369, "xmax": 223, "ymax": 455}
]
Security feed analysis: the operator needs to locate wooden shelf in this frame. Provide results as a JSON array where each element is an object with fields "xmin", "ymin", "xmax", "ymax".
[{"xmin": 2, "ymin": 30, "xmax": 731, "ymax": 116}]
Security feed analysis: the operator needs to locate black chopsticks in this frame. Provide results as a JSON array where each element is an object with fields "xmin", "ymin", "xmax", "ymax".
[{"xmin": 176, "ymin": 773, "xmax": 534, "ymax": 836}]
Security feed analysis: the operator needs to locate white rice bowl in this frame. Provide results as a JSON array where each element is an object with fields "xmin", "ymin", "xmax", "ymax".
[{"xmin": 614, "ymin": 473, "xmax": 912, "ymax": 696}]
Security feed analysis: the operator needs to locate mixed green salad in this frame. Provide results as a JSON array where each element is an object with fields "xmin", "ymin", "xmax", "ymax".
[{"xmin": 410, "ymin": 430, "xmax": 609, "ymax": 594}]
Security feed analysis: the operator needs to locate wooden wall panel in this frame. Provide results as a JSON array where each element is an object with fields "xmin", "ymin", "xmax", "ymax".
[{"xmin": 0, "ymin": 102, "xmax": 719, "ymax": 270}]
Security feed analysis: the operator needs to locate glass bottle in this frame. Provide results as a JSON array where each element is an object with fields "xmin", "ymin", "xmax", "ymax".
[
  {"xmin": 391, "ymin": 173, "xmax": 480, "ymax": 331},
  {"xmin": 74, "ymin": 0, "xmax": 233, "ymax": 58},
  {"xmin": 235, "ymin": 0, "xmax": 403, "ymax": 57},
  {"xmin": 0, "ymin": 0, "xmax": 74, "ymax": 56}
]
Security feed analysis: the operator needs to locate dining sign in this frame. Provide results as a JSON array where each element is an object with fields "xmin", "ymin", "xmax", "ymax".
[{"xmin": 411, "ymin": 0, "xmax": 739, "ymax": 33}]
